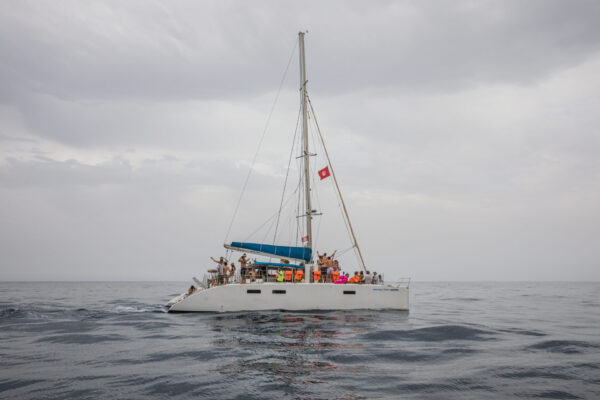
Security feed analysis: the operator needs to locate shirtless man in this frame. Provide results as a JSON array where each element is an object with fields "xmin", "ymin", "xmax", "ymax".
[
  {"xmin": 317, "ymin": 252, "xmax": 327, "ymax": 268},
  {"xmin": 222, "ymin": 262, "xmax": 230, "ymax": 285},
  {"xmin": 239, "ymin": 254, "xmax": 248, "ymax": 283}
]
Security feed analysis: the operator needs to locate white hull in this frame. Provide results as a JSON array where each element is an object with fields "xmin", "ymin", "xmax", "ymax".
[{"xmin": 168, "ymin": 283, "xmax": 409, "ymax": 312}]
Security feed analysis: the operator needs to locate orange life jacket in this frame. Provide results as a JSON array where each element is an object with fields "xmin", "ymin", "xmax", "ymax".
[
  {"xmin": 332, "ymin": 271, "xmax": 340, "ymax": 282},
  {"xmin": 295, "ymin": 270, "xmax": 304, "ymax": 282},
  {"xmin": 313, "ymin": 270, "xmax": 321, "ymax": 282},
  {"xmin": 285, "ymin": 270, "xmax": 293, "ymax": 281}
]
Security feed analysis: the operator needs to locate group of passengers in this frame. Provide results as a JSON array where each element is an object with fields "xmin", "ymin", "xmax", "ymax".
[
  {"xmin": 339, "ymin": 270, "xmax": 383, "ymax": 285},
  {"xmin": 315, "ymin": 251, "xmax": 383, "ymax": 284},
  {"xmin": 208, "ymin": 252, "xmax": 383, "ymax": 286},
  {"xmin": 210, "ymin": 256, "xmax": 237, "ymax": 285}
]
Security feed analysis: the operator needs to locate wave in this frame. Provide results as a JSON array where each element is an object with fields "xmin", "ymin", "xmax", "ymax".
[
  {"xmin": 498, "ymin": 327, "xmax": 547, "ymax": 337},
  {"xmin": 496, "ymin": 366, "xmax": 573, "ymax": 380},
  {"xmin": 361, "ymin": 325, "xmax": 495, "ymax": 342},
  {"xmin": 36, "ymin": 333, "xmax": 126, "ymax": 344},
  {"xmin": 531, "ymin": 390, "xmax": 581, "ymax": 399},
  {"xmin": 0, "ymin": 379, "xmax": 45, "ymax": 392},
  {"xmin": 525, "ymin": 340, "xmax": 600, "ymax": 354},
  {"xmin": 110, "ymin": 305, "xmax": 166, "ymax": 314}
]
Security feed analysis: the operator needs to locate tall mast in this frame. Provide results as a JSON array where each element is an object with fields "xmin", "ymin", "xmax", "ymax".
[
  {"xmin": 298, "ymin": 32, "xmax": 312, "ymax": 261},
  {"xmin": 299, "ymin": 31, "xmax": 313, "ymax": 267}
]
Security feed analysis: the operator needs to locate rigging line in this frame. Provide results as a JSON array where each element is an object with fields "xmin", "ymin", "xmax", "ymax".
[
  {"xmin": 309, "ymin": 111, "xmax": 361, "ymax": 269},
  {"xmin": 242, "ymin": 213, "xmax": 278, "ymax": 243},
  {"xmin": 272, "ymin": 104, "xmax": 302, "ymax": 246},
  {"xmin": 311, "ymin": 116, "xmax": 362, "ymax": 272},
  {"xmin": 338, "ymin": 245, "xmax": 356, "ymax": 256},
  {"xmin": 307, "ymin": 94, "xmax": 367, "ymax": 272},
  {"xmin": 242, "ymin": 186, "xmax": 299, "ymax": 243},
  {"xmin": 261, "ymin": 212, "xmax": 277, "ymax": 244},
  {"xmin": 295, "ymin": 131, "xmax": 304, "ymax": 244},
  {"xmin": 306, "ymin": 102, "xmax": 349, "ymax": 258},
  {"xmin": 223, "ymin": 39, "xmax": 299, "ymax": 244}
]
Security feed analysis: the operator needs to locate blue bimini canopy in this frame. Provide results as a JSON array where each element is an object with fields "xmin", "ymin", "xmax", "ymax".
[
  {"xmin": 227, "ymin": 242, "xmax": 312, "ymax": 263},
  {"xmin": 253, "ymin": 261, "xmax": 305, "ymax": 269}
]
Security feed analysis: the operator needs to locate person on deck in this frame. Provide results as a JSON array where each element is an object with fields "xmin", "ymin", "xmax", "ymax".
[
  {"xmin": 229, "ymin": 263, "xmax": 236, "ymax": 283},
  {"xmin": 326, "ymin": 264, "xmax": 333, "ymax": 283},
  {"xmin": 216, "ymin": 262, "xmax": 225, "ymax": 285},
  {"xmin": 222, "ymin": 262, "xmax": 230, "ymax": 285},
  {"xmin": 239, "ymin": 254, "xmax": 248, "ymax": 268},
  {"xmin": 364, "ymin": 270, "xmax": 372, "ymax": 284},
  {"xmin": 210, "ymin": 256, "xmax": 227, "ymax": 284},
  {"xmin": 334, "ymin": 273, "xmax": 348, "ymax": 284},
  {"xmin": 239, "ymin": 254, "xmax": 248, "ymax": 281},
  {"xmin": 276, "ymin": 268, "xmax": 285, "ymax": 282},
  {"xmin": 372, "ymin": 272, "xmax": 379, "ymax": 284},
  {"xmin": 317, "ymin": 252, "xmax": 326, "ymax": 274},
  {"xmin": 187, "ymin": 285, "xmax": 196, "ymax": 296}
]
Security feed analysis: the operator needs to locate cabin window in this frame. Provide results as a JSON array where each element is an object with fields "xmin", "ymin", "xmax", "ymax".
[
  {"xmin": 247, "ymin": 289, "xmax": 261, "ymax": 294},
  {"xmin": 343, "ymin": 290, "xmax": 356, "ymax": 295},
  {"xmin": 272, "ymin": 290, "xmax": 286, "ymax": 294}
]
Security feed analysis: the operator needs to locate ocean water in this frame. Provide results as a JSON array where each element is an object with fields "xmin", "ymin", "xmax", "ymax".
[{"xmin": 0, "ymin": 282, "xmax": 599, "ymax": 399}]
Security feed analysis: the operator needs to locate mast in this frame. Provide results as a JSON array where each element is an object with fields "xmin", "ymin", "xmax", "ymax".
[{"xmin": 299, "ymin": 31, "xmax": 313, "ymax": 272}]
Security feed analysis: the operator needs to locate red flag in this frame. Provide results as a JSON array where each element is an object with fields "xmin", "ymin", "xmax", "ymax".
[
  {"xmin": 301, "ymin": 235, "xmax": 309, "ymax": 242},
  {"xmin": 318, "ymin": 166, "xmax": 330, "ymax": 180}
]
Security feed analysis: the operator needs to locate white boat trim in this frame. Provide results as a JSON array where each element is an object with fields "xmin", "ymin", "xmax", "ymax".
[{"xmin": 168, "ymin": 282, "xmax": 409, "ymax": 313}]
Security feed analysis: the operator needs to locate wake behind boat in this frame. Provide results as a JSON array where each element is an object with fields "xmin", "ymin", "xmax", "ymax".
[{"xmin": 168, "ymin": 32, "xmax": 409, "ymax": 313}]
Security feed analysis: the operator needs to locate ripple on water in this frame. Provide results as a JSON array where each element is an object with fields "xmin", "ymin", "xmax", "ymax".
[
  {"xmin": 525, "ymin": 340, "xmax": 600, "ymax": 354},
  {"xmin": 36, "ymin": 333, "xmax": 127, "ymax": 345},
  {"xmin": 360, "ymin": 324, "xmax": 495, "ymax": 342},
  {"xmin": 0, "ymin": 379, "xmax": 44, "ymax": 392}
]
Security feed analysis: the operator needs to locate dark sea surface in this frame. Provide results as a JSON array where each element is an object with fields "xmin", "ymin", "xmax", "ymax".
[{"xmin": 1, "ymin": 282, "xmax": 599, "ymax": 399}]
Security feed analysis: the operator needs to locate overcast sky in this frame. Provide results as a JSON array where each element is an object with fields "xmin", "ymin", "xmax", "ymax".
[{"xmin": 1, "ymin": 0, "xmax": 599, "ymax": 281}]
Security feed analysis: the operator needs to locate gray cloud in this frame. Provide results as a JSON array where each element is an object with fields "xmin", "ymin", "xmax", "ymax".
[
  {"xmin": 1, "ymin": 0, "xmax": 599, "ymax": 281},
  {"xmin": 2, "ymin": 1, "xmax": 600, "ymax": 102}
]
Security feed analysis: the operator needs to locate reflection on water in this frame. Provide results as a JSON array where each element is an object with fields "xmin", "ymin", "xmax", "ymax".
[{"xmin": 203, "ymin": 311, "xmax": 410, "ymax": 398}]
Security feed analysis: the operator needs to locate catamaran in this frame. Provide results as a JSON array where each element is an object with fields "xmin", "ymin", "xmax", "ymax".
[{"xmin": 167, "ymin": 32, "xmax": 409, "ymax": 312}]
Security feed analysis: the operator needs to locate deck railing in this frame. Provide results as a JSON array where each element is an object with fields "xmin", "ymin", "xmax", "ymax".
[{"xmin": 197, "ymin": 270, "xmax": 404, "ymax": 288}]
